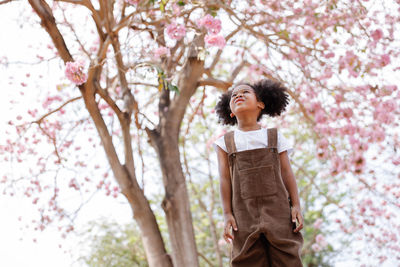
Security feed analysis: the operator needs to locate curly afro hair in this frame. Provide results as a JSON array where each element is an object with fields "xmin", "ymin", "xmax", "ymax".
[{"xmin": 215, "ymin": 79, "xmax": 290, "ymax": 125}]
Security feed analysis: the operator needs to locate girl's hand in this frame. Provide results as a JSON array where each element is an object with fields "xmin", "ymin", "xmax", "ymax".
[
  {"xmin": 291, "ymin": 205, "xmax": 304, "ymax": 233},
  {"xmin": 223, "ymin": 213, "xmax": 238, "ymax": 243}
]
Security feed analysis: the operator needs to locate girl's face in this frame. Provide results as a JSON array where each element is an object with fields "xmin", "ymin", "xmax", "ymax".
[{"xmin": 229, "ymin": 85, "xmax": 264, "ymax": 116}]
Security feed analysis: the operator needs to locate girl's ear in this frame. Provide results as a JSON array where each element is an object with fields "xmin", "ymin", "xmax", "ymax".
[
  {"xmin": 230, "ymin": 112, "xmax": 235, "ymax": 118},
  {"xmin": 258, "ymin": 102, "xmax": 265, "ymax": 110}
]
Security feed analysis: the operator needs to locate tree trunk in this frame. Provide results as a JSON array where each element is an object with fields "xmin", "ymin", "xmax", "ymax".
[
  {"xmin": 148, "ymin": 54, "xmax": 205, "ymax": 266},
  {"xmin": 82, "ymin": 91, "xmax": 173, "ymax": 267},
  {"xmin": 147, "ymin": 128, "xmax": 199, "ymax": 267}
]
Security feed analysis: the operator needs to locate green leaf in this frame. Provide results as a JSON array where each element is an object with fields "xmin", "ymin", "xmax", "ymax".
[
  {"xmin": 167, "ymin": 83, "xmax": 180, "ymax": 94},
  {"xmin": 177, "ymin": 1, "xmax": 185, "ymax": 6}
]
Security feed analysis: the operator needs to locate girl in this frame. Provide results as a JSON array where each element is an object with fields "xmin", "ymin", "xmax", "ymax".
[{"xmin": 214, "ymin": 79, "xmax": 303, "ymax": 266}]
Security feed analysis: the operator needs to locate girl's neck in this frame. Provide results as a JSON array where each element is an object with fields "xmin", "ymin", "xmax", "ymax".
[{"xmin": 237, "ymin": 120, "xmax": 261, "ymax": 132}]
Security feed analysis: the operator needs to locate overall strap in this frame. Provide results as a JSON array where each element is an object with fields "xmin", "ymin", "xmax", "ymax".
[
  {"xmin": 267, "ymin": 128, "xmax": 278, "ymax": 148},
  {"xmin": 224, "ymin": 131, "xmax": 237, "ymax": 154}
]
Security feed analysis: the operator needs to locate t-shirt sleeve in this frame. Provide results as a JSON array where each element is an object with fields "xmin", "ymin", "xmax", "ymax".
[
  {"xmin": 277, "ymin": 130, "xmax": 293, "ymax": 156},
  {"xmin": 213, "ymin": 135, "xmax": 228, "ymax": 153}
]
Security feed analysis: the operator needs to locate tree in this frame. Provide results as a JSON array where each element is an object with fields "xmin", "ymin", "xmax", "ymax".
[{"xmin": 1, "ymin": 0, "xmax": 400, "ymax": 266}]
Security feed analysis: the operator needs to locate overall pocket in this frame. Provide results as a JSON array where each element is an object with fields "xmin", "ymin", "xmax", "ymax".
[{"xmin": 239, "ymin": 165, "xmax": 277, "ymax": 199}]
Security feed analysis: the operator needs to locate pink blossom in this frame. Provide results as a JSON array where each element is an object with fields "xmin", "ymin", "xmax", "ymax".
[
  {"xmin": 153, "ymin": 46, "xmax": 170, "ymax": 59},
  {"xmin": 205, "ymin": 34, "xmax": 226, "ymax": 49},
  {"xmin": 303, "ymin": 28, "xmax": 315, "ymax": 39},
  {"xmin": 330, "ymin": 155, "xmax": 346, "ymax": 174},
  {"xmin": 65, "ymin": 61, "xmax": 87, "ymax": 85},
  {"xmin": 344, "ymin": 51, "xmax": 357, "ymax": 67},
  {"xmin": 316, "ymin": 234, "xmax": 328, "ymax": 248},
  {"xmin": 371, "ymin": 29, "xmax": 383, "ymax": 41},
  {"xmin": 318, "ymin": 67, "xmax": 333, "ymax": 80},
  {"xmin": 317, "ymin": 138, "xmax": 329, "ymax": 150},
  {"xmin": 392, "ymin": 157, "xmax": 400, "ymax": 166},
  {"xmin": 334, "ymin": 94, "xmax": 343, "ymax": 104},
  {"xmin": 166, "ymin": 22, "xmax": 186, "ymax": 40},
  {"xmin": 197, "ymin": 14, "xmax": 222, "ymax": 34},
  {"xmin": 381, "ymin": 85, "xmax": 397, "ymax": 96},
  {"xmin": 373, "ymin": 102, "xmax": 396, "ymax": 124},
  {"xmin": 346, "ymin": 37, "xmax": 355, "ymax": 45},
  {"xmin": 351, "ymin": 152, "xmax": 365, "ymax": 173},
  {"xmin": 68, "ymin": 178, "xmax": 80, "ymax": 190},
  {"xmin": 379, "ymin": 54, "xmax": 390, "ymax": 66},
  {"xmin": 293, "ymin": 8, "xmax": 302, "ymax": 15},
  {"xmin": 341, "ymin": 107, "xmax": 353, "ymax": 119},
  {"xmin": 313, "ymin": 218, "xmax": 323, "ymax": 229},
  {"xmin": 340, "ymin": 124, "xmax": 356, "ymax": 136},
  {"xmin": 381, "ymin": 99, "xmax": 397, "ymax": 112},
  {"xmin": 287, "ymin": 48, "xmax": 298, "ymax": 60},
  {"xmin": 314, "ymin": 110, "xmax": 327, "ymax": 124},
  {"xmin": 172, "ymin": 2, "xmax": 181, "ymax": 15},
  {"xmin": 311, "ymin": 243, "xmax": 321, "ymax": 252}
]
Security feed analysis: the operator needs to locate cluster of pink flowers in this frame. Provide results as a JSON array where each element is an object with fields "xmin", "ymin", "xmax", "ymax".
[
  {"xmin": 338, "ymin": 51, "xmax": 360, "ymax": 78},
  {"xmin": 204, "ymin": 34, "xmax": 226, "ymax": 50},
  {"xmin": 65, "ymin": 61, "xmax": 87, "ymax": 86},
  {"xmin": 373, "ymin": 99, "xmax": 397, "ymax": 125},
  {"xmin": 153, "ymin": 46, "xmax": 170, "ymax": 60},
  {"xmin": 379, "ymin": 54, "xmax": 391, "ymax": 67},
  {"xmin": 166, "ymin": 21, "xmax": 186, "ymax": 40},
  {"xmin": 313, "ymin": 218, "xmax": 323, "ymax": 229},
  {"xmin": 371, "ymin": 29, "xmax": 383, "ymax": 41},
  {"xmin": 197, "ymin": 14, "xmax": 221, "ymax": 34},
  {"xmin": 197, "ymin": 14, "xmax": 226, "ymax": 50},
  {"xmin": 311, "ymin": 234, "xmax": 328, "ymax": 252}
]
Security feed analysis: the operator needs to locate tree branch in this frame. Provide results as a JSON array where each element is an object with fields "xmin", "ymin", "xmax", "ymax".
[
  {"xmin": 34, "ymin": 96, "xmax": 82, "ymax": 124},
  {"xmin": 167, "ymin": 34, "xmax": 205, "ymax": 136},
  {"xmin": 28, "ymin": 0, "xmax": 73, "ymax": 63},
  {"xmin": 0, "ymin": 0, "xmax": 13, "ymax": 5},
  {"xmin": 198, "ymin": 78, "xmax": 232, "ymax": 91}
]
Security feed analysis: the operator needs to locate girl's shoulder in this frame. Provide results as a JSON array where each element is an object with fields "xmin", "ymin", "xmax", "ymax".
[{"xmin": 213, "ymin": 132, "xmax": 231, "ymax": 153}]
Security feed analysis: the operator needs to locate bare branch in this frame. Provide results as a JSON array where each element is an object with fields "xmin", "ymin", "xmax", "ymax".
[
  {"xmin": 34, "ymin": 96, "xmax": 82, "ymax": 124},
  {"xmin": 59, "ymin": 5, "xmax": 92, "ymax": 59}
]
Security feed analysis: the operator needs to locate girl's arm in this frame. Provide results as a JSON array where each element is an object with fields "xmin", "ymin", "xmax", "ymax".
[
  {"xmin": 216, "ymin": 146, "xmax": 237, "ymax": 242},
  {"xmin": 279, "ymin": 150, "xmax": 304, "ymax": 233}
]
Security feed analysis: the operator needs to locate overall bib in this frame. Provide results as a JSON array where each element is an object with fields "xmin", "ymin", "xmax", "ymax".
[{"xmin": 224, "ymin": 128, "xmax": 303, "ymax": 267}]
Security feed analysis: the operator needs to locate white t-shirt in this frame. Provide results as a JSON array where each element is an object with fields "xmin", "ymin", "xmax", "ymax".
[{"xmin": 213, "ymin": 128, "xmax": 293, "ymax": 155}]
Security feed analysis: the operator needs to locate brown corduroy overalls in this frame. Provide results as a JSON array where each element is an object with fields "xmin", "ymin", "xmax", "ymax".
[{"xmin": 224, "ymin": 128, "xmax": 303, "ymax": 267}]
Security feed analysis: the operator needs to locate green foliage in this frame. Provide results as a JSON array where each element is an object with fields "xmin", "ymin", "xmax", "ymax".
[{"xmin": 78, "ymin": 219, "xmax": 148, "ymax": 267}]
